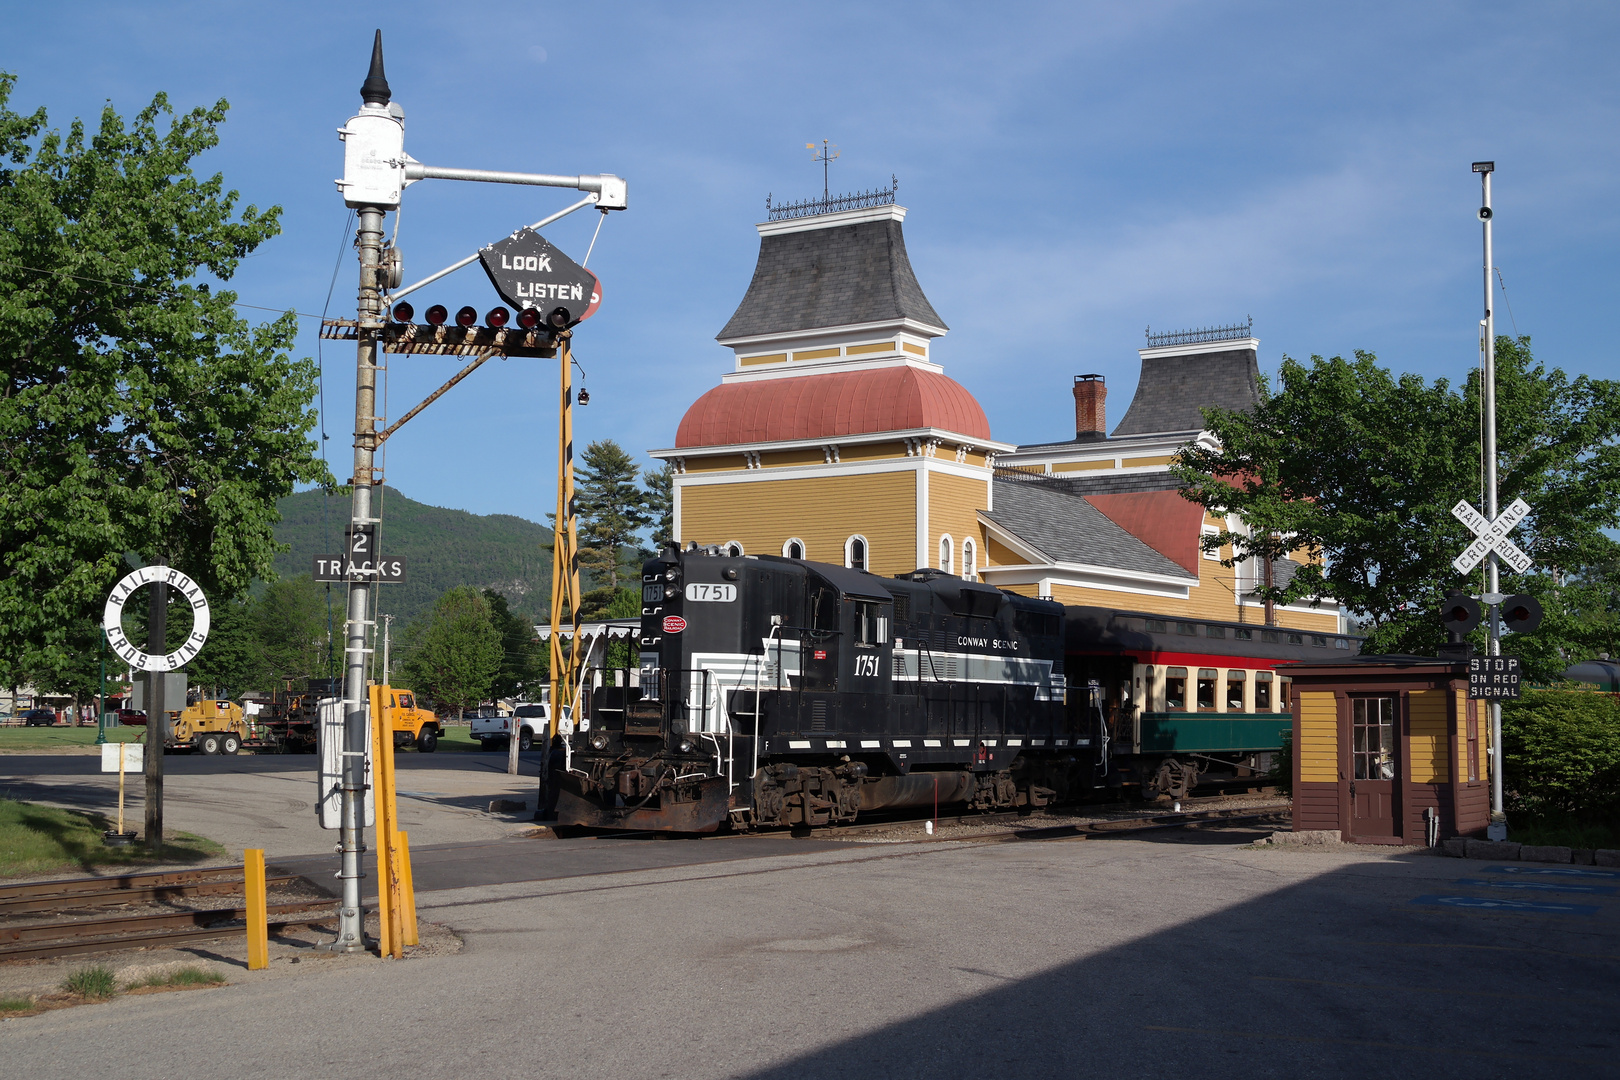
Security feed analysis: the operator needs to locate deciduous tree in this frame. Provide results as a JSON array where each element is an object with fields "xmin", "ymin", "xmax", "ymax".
[
  {"xmin": 396, "ymin": 587, "xmax": 500, "ymax": 717},
  {"xmin": 0, "ymin": 77, "xmax": 330, "ymax": 694},
  {"xmin": 1174, "ymin": 339, "xmax": 1620, "ymax": 675}
]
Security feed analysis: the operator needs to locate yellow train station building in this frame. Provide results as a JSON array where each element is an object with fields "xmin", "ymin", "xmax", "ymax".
[{"xmin": 650, "ymin": 194, "xmax": 1341, "ymax": 636}]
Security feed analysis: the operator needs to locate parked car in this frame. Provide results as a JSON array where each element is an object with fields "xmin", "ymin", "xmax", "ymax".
[
  {"xmin": 118, "ymin": 709, "xmax": 148, "ymax": 726},
  {"xmin": 23, "ymin": 708, "xmax": 56, "ymax": 727},
  {"xmin": 471, "ymin": 703, "xmax": 569, "ymax": 751}
]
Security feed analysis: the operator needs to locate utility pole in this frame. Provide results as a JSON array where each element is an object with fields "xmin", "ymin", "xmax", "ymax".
[
  {"xmin": 329, "ymin": 29, "xmax": 626, "ymax": 950},
  {"xmin": 1474, "ymin": 161, "xmax": 1508, "ymax": 841},
  {"xmin": 382, "ymin": 613, "xmax": 393, "ymax": 684},
  {"xmin": 144, "ymin": 571, "xmax": 168, "ymax": 854}
]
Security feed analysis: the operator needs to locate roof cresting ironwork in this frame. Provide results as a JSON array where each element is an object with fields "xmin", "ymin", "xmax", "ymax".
[
  {"xmin": 766, "ymin": 175, "xmax": 899, "ymax": 222},
  {"xmin": 1144, "ymin": 317, "xmax": 1253, "ymax": 349}
]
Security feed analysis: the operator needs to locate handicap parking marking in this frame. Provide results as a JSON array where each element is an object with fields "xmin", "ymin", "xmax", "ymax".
[
  {"xmin": 1412, "ymin": 894, "xmax": 1600, "ymax": 916},
  {"xmin": 1455, "ymin": 878, "xmax": 1617, "ymax": 896},
  {"xmin": 1485, "ymin": 865, "xmax": 1620, "ymax": 879}
]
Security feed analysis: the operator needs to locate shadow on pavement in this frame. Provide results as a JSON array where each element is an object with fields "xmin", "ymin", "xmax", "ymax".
[{"xmin": 735, "ymin": 850, "xmax": 1620, "ymax": 1080}]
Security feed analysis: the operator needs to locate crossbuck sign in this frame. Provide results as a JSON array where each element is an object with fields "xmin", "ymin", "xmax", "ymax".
[{"xmin": 1451, "ymin": 498, "xmax": 1533, "ymax": 575}]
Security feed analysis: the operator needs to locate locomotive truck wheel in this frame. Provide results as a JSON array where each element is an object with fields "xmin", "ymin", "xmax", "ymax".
[
  {"xmin": 518, "ymin": 728, "xmax": 534, "ymax": 752},
  {"xmin": 416, "ymin": 728, "xmax": 438, "ymax": 753},
  {"xmin": 199, "ymin": 732, "xmax": 222, "ymax": 755},
  {"xmin": 221, "ymin": 733, "xmax": 241, "ymax": 755}
]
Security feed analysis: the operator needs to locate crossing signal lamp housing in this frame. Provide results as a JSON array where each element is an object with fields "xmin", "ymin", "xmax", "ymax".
[
  {"xmin": 1501, "ymin": 594, "xmax": 1543, "ymax": 634},
  {"xmin": 1440, "ymin": 594, "xmax": 1482, "ymax": 637}
]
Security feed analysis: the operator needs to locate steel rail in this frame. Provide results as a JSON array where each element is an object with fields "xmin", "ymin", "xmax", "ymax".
[
  {"xmin": 0, "ymin": 876, "xmax": 298, "ymax": 916},
  {"xmin": 0, "ymin": 865, "xmax": 272, "ymax": 901},
  {"xmin": 0, "ymin": 906, "xmax": 336, "ymax": 963}
]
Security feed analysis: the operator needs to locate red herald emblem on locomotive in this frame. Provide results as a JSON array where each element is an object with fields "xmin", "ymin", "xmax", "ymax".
[{"xmin": 663, "ymin": 615, "xmax": 687, "ymax": 633}]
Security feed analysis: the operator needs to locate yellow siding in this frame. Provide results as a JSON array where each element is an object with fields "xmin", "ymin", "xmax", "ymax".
[
  {"xmin": 793, "ymin": 347, "xmax": 840, "ymax": 361},
  {"xmin": 1123, "ymin": 455, "xmax": 1176, "ymax": 468},
  {"xmin": 929, "ymin": 471, "xmax": 991, "ymax": 572},
  {"xmin": 1409, "ymin": 689, "xmax": 1450, "ymax": 783},
  {"xmin": 763, "ymin": 447, "xmax": 827, "ymax": 469},
  {"xmin": 840, "ymin": 441, "xmax": 907, "ymax": 463},
  {"xmin": 1052, "ymin": 460, "xmax": 1116, "ymax": 473},
  {"xmin": 846, "ymin": 342, "xmax": 892, "ymax": 356},
  {"xmin": 680, "ymin": 471, "xmax": 916, "ymax": 577},
  {"xmin": 683, "ymin": 455, "xmax": 747, "ymax": 473},
  {"xmin": 740, "ymin": 353, "xmax": 786, "ymax": 366},
  {"xmin": 902, "ymin": 342, "xmax": 927, "ymax": 355},
  {"xmin": 1298, "ymin": 692, "xmax": 1338, "ymax": 783},
  {"xmin": 986, "ymin": 537, "xmax": 1026, "ymax": 567}
]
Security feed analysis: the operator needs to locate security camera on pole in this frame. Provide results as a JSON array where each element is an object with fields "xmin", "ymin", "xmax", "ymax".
[{"xmin": 330, "ymin": 31, "xmax": 626, "ymax": 953}]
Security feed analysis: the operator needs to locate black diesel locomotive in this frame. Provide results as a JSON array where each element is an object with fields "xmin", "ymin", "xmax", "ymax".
[{"xmin": 554, "ymin": 545, "xmax": 1098, "ymax": 832}]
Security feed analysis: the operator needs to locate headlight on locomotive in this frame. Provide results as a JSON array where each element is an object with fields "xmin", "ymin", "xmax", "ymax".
[{"xmin": 589, "ymin": 733, "xmax": 609, "ymax": 751}]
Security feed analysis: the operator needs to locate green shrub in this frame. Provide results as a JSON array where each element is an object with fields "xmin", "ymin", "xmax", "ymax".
[
  {"xmin": 1502, "ymin": 689, "xmax": 1620, "ymax": 817},
  {"xmin": 63, "ymin": 966, "xmax": 116, "ymax": 999},
  {"xmin": 130, "ymin": 966, "xmax": 224, "ymax": 989},
  {"xmin": 1269, "ymin": 729, "xmax": 1292, "ymax": 796},
  {"xmin": 0, "ymin": 995, "xmax": 35, "ymax": 1013}
]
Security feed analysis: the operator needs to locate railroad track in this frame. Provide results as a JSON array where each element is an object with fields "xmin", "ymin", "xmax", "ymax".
[
  {"xmin": 817, "ymin": 804, "xmax": 1289, "ymax": 844},
  {"xmin": 0, "ymin": 864, "xmax": 333, "ymax": 962},
  {"xmin": 0, "ymin": 865, "xmax": 299, "ymax": 916}
]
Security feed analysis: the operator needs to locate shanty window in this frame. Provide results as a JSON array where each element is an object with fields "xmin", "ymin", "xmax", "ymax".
[{"xmin": 1352, "ymin": 697, "xmax": 1397, "ymax": 781}]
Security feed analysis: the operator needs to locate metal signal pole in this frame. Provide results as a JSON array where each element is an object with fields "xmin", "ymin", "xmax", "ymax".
[
  {"xmin": 547, "ymin": 333, "xmax": 582, "ymax": 741},
  {"xmin": 1475, "ymin": 161, "xmax": 1507, "ymax": 841}
]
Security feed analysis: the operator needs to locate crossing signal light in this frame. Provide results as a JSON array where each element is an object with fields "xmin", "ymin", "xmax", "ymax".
[
  {"xmin": 425, "ymin": 304, "xmax": 448, "ymax": 325},
  {"xmin": 1501, "ymin": 594, "xmax": 1543, "ymax": 634},
  {"xmin": 455, "ymin": 306, "xmax": 478, "ymax": 327},
  {"xmin": 1440, "ymin": 594, "xmax": 1482, "ymax": 636},
  {"xmin": 485, "ymin": 306, "xmax": 510, "ymax": 328},
  {"xmin": 516, "ymin": 307, "xmax": 541, "ymax": 329},
  {"xmin": 391, "ymin": 301, "xmax": 414, "ymax": 322}
]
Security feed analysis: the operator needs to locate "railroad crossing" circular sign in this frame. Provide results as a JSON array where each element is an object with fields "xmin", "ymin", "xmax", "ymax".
[{"xmin": 102, "ymin": 567, "xmax": 210, "ymax": 672}]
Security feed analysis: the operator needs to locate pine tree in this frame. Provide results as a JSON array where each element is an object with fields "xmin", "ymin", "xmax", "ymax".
[{"xmin": 575, "ymin": 440, "xmax": 652, "ymax": 591}]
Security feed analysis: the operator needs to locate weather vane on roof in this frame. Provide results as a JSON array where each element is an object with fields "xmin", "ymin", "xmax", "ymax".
[{"xmin": 807, "ymin": 139, "xmax": 840, "ymax": 207}]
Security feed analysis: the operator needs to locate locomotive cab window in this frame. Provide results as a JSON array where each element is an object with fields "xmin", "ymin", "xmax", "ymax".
[{"xmin": 854, "ymin": 601, "xmax": 888, "ymax": 647}]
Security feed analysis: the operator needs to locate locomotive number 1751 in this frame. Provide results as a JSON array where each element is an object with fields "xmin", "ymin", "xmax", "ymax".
[
  {"xmin": 684, "ymin": 583, "xmax": 738, "ymax": 602},
  {"xmin": 853, "ymin": 654, "xmax": 880, "ymax": 677}
]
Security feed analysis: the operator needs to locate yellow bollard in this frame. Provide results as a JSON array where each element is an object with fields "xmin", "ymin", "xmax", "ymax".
[
  {"xmin": 245, "ymin": 848, "xmax": 268, "ymax": 971},
  {"xmin": 397, "ymin": 830, "xmax": 418, "ymax": 946},
  {"xmin": 369, "ymin": 684, "xmax": 404, "ymax": 958}
]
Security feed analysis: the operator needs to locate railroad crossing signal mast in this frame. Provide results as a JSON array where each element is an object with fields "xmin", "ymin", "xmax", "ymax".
[{"xmin": 329, "ymin": 31, "xmax": 626, "ymax": 952}]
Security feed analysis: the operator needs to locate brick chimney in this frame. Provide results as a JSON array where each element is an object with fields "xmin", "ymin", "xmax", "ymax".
[{"xmin": 1073, "ymin": 374, "xmax": 1106, "ymax": 441}]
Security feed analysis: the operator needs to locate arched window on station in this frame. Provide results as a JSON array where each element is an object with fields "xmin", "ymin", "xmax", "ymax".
[
  {"xmin": 783, "ymin": 538, "xmax": 805, "ymax": 560},
  {"xmin": 845, "ymin": 535, "xmax": 868, "ymax": 571},
  {"xmin": 961, "ymin": 538, "xmax": 977, "ymax": 582},
  {"xmin": 938, "ymin": 534, "xmax": 954, "ymax": 575}
]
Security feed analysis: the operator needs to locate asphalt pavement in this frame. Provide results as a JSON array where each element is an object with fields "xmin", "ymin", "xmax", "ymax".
[{"xmin": 3, "ymin": 830, "xmax": 1616, "ymax": 1078}]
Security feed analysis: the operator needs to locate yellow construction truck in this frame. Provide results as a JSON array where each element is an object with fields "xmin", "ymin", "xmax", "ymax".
[
  {"xmin": 376, "ymin": 686, "xmax": 442, "ymax": 752},
  {"xmin": 122, "ymin": 698, "xmax": 251, "ymax": 754}
]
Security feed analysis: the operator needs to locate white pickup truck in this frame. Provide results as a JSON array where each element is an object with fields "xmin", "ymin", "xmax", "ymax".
[{"xmin": 470, "ymin": 703, "xmax": 569, "ymax": 751}]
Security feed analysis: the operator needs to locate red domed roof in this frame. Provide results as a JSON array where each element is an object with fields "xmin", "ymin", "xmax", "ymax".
[{"xmin": 675, "ymin": 366, "xmax": 992, "ymax": 448}]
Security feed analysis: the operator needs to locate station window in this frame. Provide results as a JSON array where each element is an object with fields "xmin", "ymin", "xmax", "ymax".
[
  {"xmin": 1226, "ymin": 672, "xmax": 1246, "ymax": 711},
  {"xmin": 845, "ymin": 535, "xmax": 868, "ymax": 571},
  {"xmin": 1197, "ymin": 668, "xmax": 1218, "ymax": 712},
  {"xmin": 783, "ymin": 538, "xmax": 805, "ymax": 560},
  {"xmin": 1254, "ymin": 671, "xmax": 1273, "ymax": 712},
  {"xmin": 1165, "ymin": 667, "xmax": 1188, "ymax": 710},
  {"xmin": 939, "ymin": 534, "xmax": 954, "ymax": 575},
  {"xmin": 961, "ymin": 539, "xmax": 977, "ymax": 582}
]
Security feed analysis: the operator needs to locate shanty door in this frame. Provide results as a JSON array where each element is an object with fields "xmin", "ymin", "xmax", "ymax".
[{"xmin": 1348, "ymin": 696, "xmax": 1399, "ymax": 838}]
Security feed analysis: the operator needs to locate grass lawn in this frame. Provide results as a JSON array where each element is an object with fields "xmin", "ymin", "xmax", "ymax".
[
  {"xmin": 0, "ymin": 725, "xmax": 143, "ymax": 752},
  {"xmin": 0, "ymin": 798, "xmax": 226, "ymax": 879}
]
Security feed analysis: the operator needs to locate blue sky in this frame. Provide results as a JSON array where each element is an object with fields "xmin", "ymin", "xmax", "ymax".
[{"xmin": 6, "ymin": 2, "xmax": 1616, "ymax": 525}]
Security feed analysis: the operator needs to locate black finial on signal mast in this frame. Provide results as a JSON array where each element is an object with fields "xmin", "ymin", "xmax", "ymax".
[{"xmin": 360, "ymin": 29, "xmax": 391, "ymax": 105}]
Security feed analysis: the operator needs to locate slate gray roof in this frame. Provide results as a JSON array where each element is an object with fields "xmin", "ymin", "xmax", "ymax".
[
  {"xmin": 984, "ymin": 480, "xmax": 1194, "ymax": 580},
  {"xmin": 717, "ymin": 216, "xmax": 947, "ymax": 341},
  {"xmin": 999, "ymin": 471, "xmax": 1185, "ymax": 497},
  {"xmin": 1112, "ymin": 346, "xmax": 1261, "ymax": 436}
]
